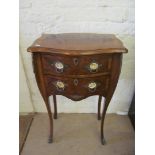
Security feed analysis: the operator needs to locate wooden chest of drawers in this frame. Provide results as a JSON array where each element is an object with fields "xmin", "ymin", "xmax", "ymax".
[{"xmin": 27, "ymin": 33, "xmax": 127, "ymax": 145}]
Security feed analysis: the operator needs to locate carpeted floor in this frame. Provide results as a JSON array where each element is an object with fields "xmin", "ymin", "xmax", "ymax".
[
  {"xmin": 19, "ymin": 115, "xmax": 34, "ymax": 154},
  {"xmin": 21, "ymin": 114, "xmax": 135, "ymax": 155}
]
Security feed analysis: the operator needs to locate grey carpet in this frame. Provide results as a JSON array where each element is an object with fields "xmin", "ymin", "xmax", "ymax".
[
  {"xmin": 19, "ymin": 115, "xmax": 34, "ymax": 154},
  {"xmin": 21, "ymin": 114, "xmax": 134, "ymax": 155}
]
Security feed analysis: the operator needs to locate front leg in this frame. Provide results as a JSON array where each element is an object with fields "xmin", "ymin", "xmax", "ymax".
[
  {"xmin": 44, "ymin": 97, "xmax": 53, "ymax": 143},
  {"xmin": 100, "ymin": 53, "xmax": 123, "ymax": 145},
  {"xmin": 33, "ymin": 53, "xmax": 54, "ymax": 143},
  {"xmin": 100, "ymin": 98, "xmax": 110, "ymax": 145}
]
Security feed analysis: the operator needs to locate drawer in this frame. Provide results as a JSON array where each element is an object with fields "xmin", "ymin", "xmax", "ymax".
[
  {"xmin": 41, "ymin": 54, "xmax": 112, "ymax": 75},
  {"xmin": 44, "ymin": 75, "xmax": 109, "ymax": 100}
]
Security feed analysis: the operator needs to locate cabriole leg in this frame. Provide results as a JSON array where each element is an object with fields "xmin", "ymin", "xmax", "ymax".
[
  {"xmin": 44, "ymin": 97, "xmax": 53, "ymax": 143},
  {"xmin": 53, "ymin": 95, "xmax": 58, "ymax": 119},
  {"xmin": 98, "ymin": 95, "xmax": 102, "ymax": 120},
  {"xmin": 100, "ymin": 99, "xmax": 108, "ymax": 145}
]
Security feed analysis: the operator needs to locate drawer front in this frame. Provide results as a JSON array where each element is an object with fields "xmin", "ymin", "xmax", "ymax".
[
  {"xmin": 41, "ymin": 54, "xmax": 112, "ymax": 75},
  {"xmin": 44, "ymin": 75, "xmax": 109, "ymax": 100}
]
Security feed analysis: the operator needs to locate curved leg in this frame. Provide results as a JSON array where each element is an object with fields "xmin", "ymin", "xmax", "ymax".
[
  {"xmin": 44, "ymin": 97, "xmax": 53, "ymax": 143},
  {"xmin": 53, "ymin": 95, "xmax": 58, "ymax": 119},
  {"xmin": 33, "ymin": 54, "xmax": 54, "ymax": 143},
  {"xmin": 97, "ymin": 95, "xmax": 102, "ymax": 120},
  {"xmin": 100, "ymin": 54, "xmax": 123, "ymax": 145},
  {"xmin": 100, "ymin": 99, "xmax": 109, "ymax": 145}
]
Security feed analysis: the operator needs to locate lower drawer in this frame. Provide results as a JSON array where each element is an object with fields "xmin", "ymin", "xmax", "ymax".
[{"xmin": 44, "ymin": 75, "xmax": 110, "ymax": 101}]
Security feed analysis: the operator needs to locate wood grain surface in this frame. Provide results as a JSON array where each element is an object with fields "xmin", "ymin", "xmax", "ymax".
[{"xmin": 27, "ymin": 33, "xmax": 128, "ymax": 54}]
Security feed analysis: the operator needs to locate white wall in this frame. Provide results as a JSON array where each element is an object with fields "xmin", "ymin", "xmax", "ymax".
[
  {"xmin": 19, "ymin": 52, "xmax": 34, "ymax": 112},
  {"xmin": 19, "ymin": 0, "xmax": 135, "ymax": 114}
]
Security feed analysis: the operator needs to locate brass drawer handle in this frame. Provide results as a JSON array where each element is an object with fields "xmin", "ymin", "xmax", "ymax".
[
  {"xmin": 56, "ymin": 81, "xmax": 65, "ymax": 91},
  {"xmin": 90, "ymin": 62, "xmax": 99, "ymax": 71},
  {"xmin": 88, "ymin": 82, "xmax": 97, "ymax": 92},
  {"xmin": 54, "ymin": 61, "xmax": 64, "ymax": 73},
  {"xmin": 86, "ymin": 60, "xmax": 102, "ymax": 73}
]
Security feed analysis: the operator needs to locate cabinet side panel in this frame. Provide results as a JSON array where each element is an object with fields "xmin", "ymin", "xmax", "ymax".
[
  {"xmin": 106, "ymin": 53, "xmax": 122, "ymax": 102},
  {"xmin": 33, "ymin": 53, "xmax": 48, "ymax": 101}
]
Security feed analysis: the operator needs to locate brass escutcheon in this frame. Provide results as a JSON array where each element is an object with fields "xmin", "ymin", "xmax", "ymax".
[
  {"xmin": 73, "ymin": 58, "xmax": 79, "ymax": 66},
  {"xmin": 73, "ymin": 79, "xmax": 78, "ymax": 86}
]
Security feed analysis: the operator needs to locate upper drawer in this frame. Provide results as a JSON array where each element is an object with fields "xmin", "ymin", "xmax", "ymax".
[{"xmin": 41, "ymin": 54, "xmax": 112, "ymax": 75}]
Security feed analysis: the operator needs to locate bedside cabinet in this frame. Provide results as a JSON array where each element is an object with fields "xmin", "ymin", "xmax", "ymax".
[{"xmin": 27, "ymin": 33, "xmax": 127, "ymax": 144}]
